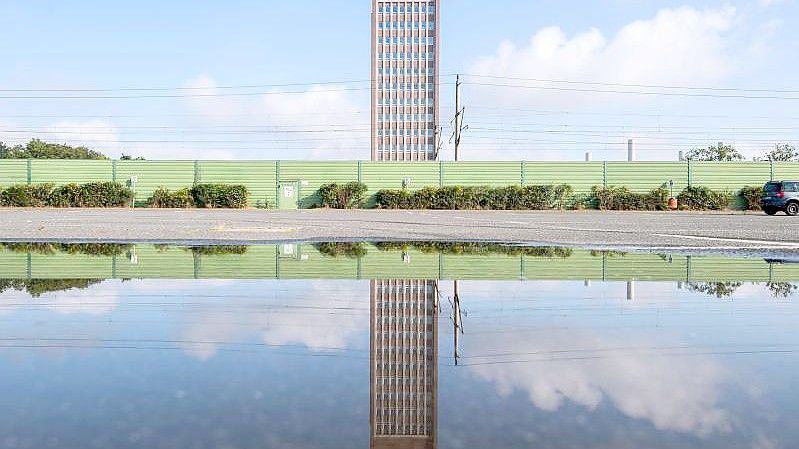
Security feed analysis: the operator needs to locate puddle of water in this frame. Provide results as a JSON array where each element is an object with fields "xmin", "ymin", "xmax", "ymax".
[{"xmin": 0, "ymin": 242, "xmax": 797, "ymax": 448}]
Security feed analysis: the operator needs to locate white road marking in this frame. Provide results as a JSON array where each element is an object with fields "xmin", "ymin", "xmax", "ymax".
[{"xmin": 652, "ymin": 233, "xmax": 799, "ymax": 248}]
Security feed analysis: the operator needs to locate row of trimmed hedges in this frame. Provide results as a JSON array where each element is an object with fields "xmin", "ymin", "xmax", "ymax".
[
  {"xmin": 0, "ymin": 180, "xmax": 764, "ymax": 211},
  {"xmin": 0, "ymin": 182, "xmax": 133, "ymax": 207},
  {"xmin": 372, "ymin": 183, "xmax": 764, "ymax": 211},
  {"xmin": 592, "ymin": 185, "xmax": 736, "ymax": 211},
  {"xmin": 375, "ymin": 185, "xmax": 574, "ymax": 210},
  {"xmin": 146, "ymin": 184, "xmax": 249, "ymax": 209}
]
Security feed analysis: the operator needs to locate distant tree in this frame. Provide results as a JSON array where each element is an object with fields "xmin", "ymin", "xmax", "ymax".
[
  {"xmin": 764, "ymin": 143, "xmax": 799, "ymax": 162},
  {"xmin": 685, "ymin": 143, "xmax": 744, "ymax": 162},
  {"xmin": 688, "ymin": 281, "xmax": 743, "ymax": 299},
  {"xmin": 0, "ymin": 141, "xmax": 11, "ymax": 159},
  {"xmin": 120, "ymin": 154, "xmax": 146, "ymax": 161},
  {"xmin": 766, "ymin": 282, "xmax": 798, "ymax": 299},
  {"xmin": 0, "ymin": 139, "xmax": 107, "ymax": 160}
]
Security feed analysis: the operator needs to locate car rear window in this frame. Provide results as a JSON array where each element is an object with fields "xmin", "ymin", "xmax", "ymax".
[{"xmin": 765, "ymin": 183, "xmax": 783, "ymax": 193}]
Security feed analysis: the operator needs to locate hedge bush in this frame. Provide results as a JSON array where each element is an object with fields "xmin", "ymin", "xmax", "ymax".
[
  {"xmin": 0, "ymin": 182, "xmax": 132, "ymax": 207},
  {"xmin": 591, "ymin": 186, "xmax": 670, "ymax": 211},
  {"xmin": 191, "ymin": 183, "xmax": 249, "ymax": 208},
  {"xmin": 739, "ymin": 186, "xmax": 763, "ymax": 211},
  {"xmin": 678, "ymin": 186, "xmax": 731, "ymax": 210},
  {"xmin": 146, "ymin": 184, "xmax": 249, "ymax": 208},
  {"xmin": 318, "ymin": 182, "xmax": 368, "ymax": 209},
  {"xmin": 147, "ymin": 187, "xmax": 194, "ymax": 208},
  {"xmin": 0, "ymin": 183, "xmax": 54, "ymax": 207},
  {"xmin": 375, "ymin": 184, "xmax": 573, "ymax": 210}
]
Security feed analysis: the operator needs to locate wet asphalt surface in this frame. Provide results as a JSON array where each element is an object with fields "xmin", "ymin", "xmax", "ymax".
[{"xmin": 1, "ymin": 208, "xmax": 797, "ymax": 256}]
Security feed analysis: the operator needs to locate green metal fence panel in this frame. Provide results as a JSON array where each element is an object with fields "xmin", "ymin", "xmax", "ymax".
[
  {"xmin": 115, "ymin": 161, "xmax": 196, "ymax": 204},
  {"xmin": 277, "ymin": 244, "xmax": 359, "ymax": 279},
  {"xmin": 606, "ymin": 162, "xmax": 688, "ymax": 194},
  {"xmin": 1, "ymin": 159, "xmax": 797, "ymax": 209},
  {"xmin": 521, "ymin": 252, "xmax": 602, "ymax": 280},
  {"xmin": 524, "ymin": 162, "xmax": 604, "ymax": 194},
  {"xmin": 440, "ymin": 254, "xmax": 523, "ymax": 280},
  {"xmin": 279, "ymin": 161, "xmax": 359, "ymax": 208},
  {"xmin": 442, "ymin": 161, "xmax": 522, "ymax": 187},
  {"xmin": 3, "ymin": 245, "xmax": 799, "ymax": 283},
  {"xmin": 604, "ymin": 253, "xmax": 688, "ymax": 281},
  {"xmin": 361, "ymin": 162, "xmax": 441, "ymax": 189},
  {"xmin": 0, "ymin": 249, "xmax": 30, "ymax": 278},
  {"xmin": 196, "ymin": 246, "xmax": 278, "ymax": 279},
  {"xmin": 0, "ymin": 160, "xmax": 29, "ymax": 187},
  {"xmin": 114, "ymin": 245, "xmax": 197, "ymax": 279},
  {"xmin": 773, "ymin": 162, "xmax": 799, "ymax": 182},
  {"xmin": 197, "ymin": 161, "xmax": 277, "ymax": 208},
  {"xmin": 30, "ymin": 160, "xmax": 114, "ymax": 185},
  {"xmin": 688, "ymin": 257, "xmax": 770, "ymax": 283},
  {"xmin": 29, "ymin": 253, "xmax": 114, "ymax": 279},
  {"xmin": 691, "ymin": 162, "xmax": 771, "ymax": 191},
  {"xmin": 360, "ymin": 247, "xmax": 441, "ymax": 279}
]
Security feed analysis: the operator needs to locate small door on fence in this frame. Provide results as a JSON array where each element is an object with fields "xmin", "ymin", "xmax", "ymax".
[{"xmin": 279, "ymin": 182, "xmax": 299, "ymax": 209}]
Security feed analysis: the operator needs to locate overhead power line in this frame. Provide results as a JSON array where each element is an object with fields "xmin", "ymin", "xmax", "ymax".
[
  {"xmin": 462, "ymin": 73, "xmax": 799, "ymax": 94},
  {"xmin": 462, "ymin": 81, "xmax": 799, "ymax": 101}
]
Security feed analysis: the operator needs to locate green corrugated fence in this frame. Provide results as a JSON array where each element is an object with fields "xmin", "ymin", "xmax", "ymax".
[
  {"xmin": 1, "ymin": 243, "xmax": 799, "ymax": 282},
  {"xmin": 1, "ymin": 159, "xmax": 796, "ymax": 208}
]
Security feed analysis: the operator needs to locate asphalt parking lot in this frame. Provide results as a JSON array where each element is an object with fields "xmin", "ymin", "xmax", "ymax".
[{"xmin": 0, "ymin": 209, "xmax": 796, "ymax": 253}]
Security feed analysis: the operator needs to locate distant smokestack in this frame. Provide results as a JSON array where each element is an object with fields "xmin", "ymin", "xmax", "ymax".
[
  {"xmin": 627, "ymin": 139, "xmax": 636, "ymax": 162},
  {"xmin": 585, "ymin": 151, "xmax": 592, "ymax": 162}
]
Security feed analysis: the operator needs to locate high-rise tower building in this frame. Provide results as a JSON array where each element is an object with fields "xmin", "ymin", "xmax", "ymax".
[
  {"xmin": 370, "ymin": 279, "xmax": 438, "ymax": 449},
  {"xmin": 371, "ymin": 1, "xmax": 440, "ymax": 161}
]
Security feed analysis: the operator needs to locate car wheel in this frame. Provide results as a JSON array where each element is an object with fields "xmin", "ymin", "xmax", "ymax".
[
  {"xmin": 764, "ymin": 207, "xmax": 778, "ymax": 216},
  {"xmin": 786, "ymin": 203, "xmax": 799, "ymax": 216}
]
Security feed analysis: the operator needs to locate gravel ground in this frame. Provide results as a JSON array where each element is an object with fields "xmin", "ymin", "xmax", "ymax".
[{"xmin": 0, "ymin": 208, "xmax": 797, "ymax": 254}]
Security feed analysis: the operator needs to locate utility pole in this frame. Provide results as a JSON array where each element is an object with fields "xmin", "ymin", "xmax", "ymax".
[
  {"xmin": 452, "ymin": 280, "xmax": 464, "ymax": 366},
  {"xmin": 451, "ymin": 74, "xmax": 467, "ymax": 161}
]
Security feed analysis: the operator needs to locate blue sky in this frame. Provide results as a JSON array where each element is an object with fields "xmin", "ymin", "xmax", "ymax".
[{"xmin": 2, "ymin": 0, "xmax": 798, "ymax": 160}]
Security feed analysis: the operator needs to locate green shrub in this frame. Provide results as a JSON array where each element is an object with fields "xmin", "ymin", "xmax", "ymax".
[
  {"xmin": 375, "ymin": 241, "xmax": 573, "ymax": 257},
  {"xmin": 49, "ymin": 183, "xmax": 83, "ymax": 207},
  {"xmin": 189, "ymin": 246, "xmax": 249, "ymax": 256},
  {"xmin": 318, "ymin": 182, "xmax": 368, "ymax": 209},
  {"xmin": 0, "ymin": 183, "xmax": 54, "ymax": 207},
  {"xmin": 1, "ymin": 242, "xmax": 130, "ymax": 256},
  {"xmin": 375, "ymin": 189, "xmax": 415, "ymax": 209},
  {"xmin": 316, "ymin": 242, "xmax": 368, "ymax": 258},
  {"xmin": 591, "ymin": 186, "xmax": 669, "ymax": 211},
  {"xmin": 147, "ymin": 187, "xmax": 194, "ymax": 208},
  {"xmin": 191, "ymin": 184, "xmax": 248, "ymax": 208},
  {"xmin": 374, "ymin": 184, "xmax": 573, "ymax": 210},
  {"xmin": 678, "ymin": 186, "xmax": 731, "ymax": 210},
  {"xmin": 78, "ymin": 182, "xmax": 133, "ymax": 207},
  {"xmin": 0, "ymin": 182, "xmax": 132, "ymax": 208},
  {"xmin": 739, "ymin": 185, "xmax": 763, "ymax": 211}
]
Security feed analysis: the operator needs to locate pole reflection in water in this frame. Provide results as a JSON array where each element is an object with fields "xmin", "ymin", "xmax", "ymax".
[{"xmin": 371, "ymin": 280, "xmax": 438, "ymax": 449}]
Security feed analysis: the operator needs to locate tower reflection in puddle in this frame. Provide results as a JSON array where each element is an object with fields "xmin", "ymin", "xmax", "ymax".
[{"xmin": 370, "ymin": 280, "xmax": 438, "ymax": 449}]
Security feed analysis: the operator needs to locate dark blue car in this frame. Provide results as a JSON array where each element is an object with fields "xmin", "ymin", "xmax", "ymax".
[{"xmin": 762, "ymin": 181, "xmax": 799, "ymax": 216}]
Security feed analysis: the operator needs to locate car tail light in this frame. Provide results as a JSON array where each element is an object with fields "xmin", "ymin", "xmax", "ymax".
[{"xmin": 778, "ymin": 191, "xmax": 785, "ymax": 198}]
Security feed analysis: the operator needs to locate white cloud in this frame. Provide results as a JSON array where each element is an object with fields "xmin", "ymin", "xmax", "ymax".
[
  {"xmin": 470, "ymin": 6, "xmax": 738, "ymax": 100},
  {"xmin": 43, "ymin": 119, "xmax": 123, "ymax": 155},
  {"xmin": 180, "ymin": 75, "xmax": 368, "ymax": 160},
  {"xmin": 0, "ymin": 280, "xmax": 118, "ymax": 316},
  {"xmin": 178, "ymin": 280, "xmax": 368, "ymax": 360},
  {"xmin": 460, "ymin": 6, "xmax": 779, "ymax": 161},
  {"xmin": 467, "ymin": 328, "xmax": 733, "ymax": 436}
]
